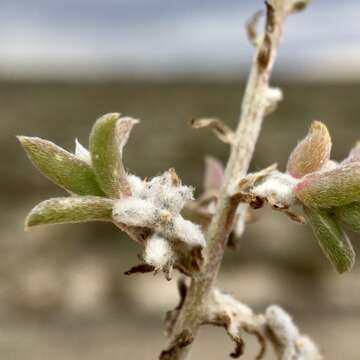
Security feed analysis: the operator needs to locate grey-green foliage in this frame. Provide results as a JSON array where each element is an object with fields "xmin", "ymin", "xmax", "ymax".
[
  {"xmin": 18, "ymin": 136, "xmax": 104, "ymax": 196},
  {"xmin": 89, "ymin": 113, "xmax": 138, "ymax": 198},
  {"xmin": 18, "ymin": 114, "xmax": 141, "ymax": 229},
  {"xmin": 26, "ymin": 196, "xmax": 114, "ymax": 229},
  {"xmin": 334, "ymin": 202, "xmax": 360, "ymax": 233},
  {"xmin": 296, "ymin": 163, "xmax": 360, "ymax": 209},
  {"xmin": 303, "ymin": 206, "xmax": 355, "ymax": 273}
]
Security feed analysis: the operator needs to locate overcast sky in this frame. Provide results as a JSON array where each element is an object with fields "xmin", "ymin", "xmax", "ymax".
[{"xmin": 0, "ymin": 0, "xmax": 359, "ymax": 80}]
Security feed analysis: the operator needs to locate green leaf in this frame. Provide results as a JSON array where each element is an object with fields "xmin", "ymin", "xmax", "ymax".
[
  {"xmin": 295, "ymin": 163, "xmax": 360, "ymax": 208},
  {"xmin": 287, "ymin": 121, "xmax": 332, "ymax": 178},
  {"xmin": 89, "ymin": 113, "xmax": 138, "ymax": 198},
  {"xmin": 334, "ymin": 202, "xmax": 360, "ymax": 233},
  {"xmin": 303, "ymin": 206, "xmax": 355, "ymax": 273},
  {"xmin": 26, "ymin": 196, "xmax": 114, "ymax": 229},
  {"xmin": 18, "ymin": 136, "xmax": 104, "ymax": 196}
]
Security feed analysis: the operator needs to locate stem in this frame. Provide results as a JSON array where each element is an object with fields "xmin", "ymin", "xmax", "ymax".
[{"xmin": 163, "ymin": 2, "xmax": 293, "ymax": 358}]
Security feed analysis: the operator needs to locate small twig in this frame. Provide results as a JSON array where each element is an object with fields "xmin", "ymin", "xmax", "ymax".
[
  {"xmin": 236, "ymin": 163, "xmax": 278, "ymax": 192},
  {"xmin": 246, "ymin": 10, "xmax": 264, "ymax": 46},
  {"xmin": 191, "ymin": 118, "xmax": 235, "ymax": 145}
]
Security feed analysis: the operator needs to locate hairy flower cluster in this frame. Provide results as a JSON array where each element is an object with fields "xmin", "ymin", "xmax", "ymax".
[
  {"xmin": 113, "ymin": 170, "xmax": 205, "ymax": 273},
  {"xmin": 19, "ymin": 113, "xmax": 206, "ymax": 278}
]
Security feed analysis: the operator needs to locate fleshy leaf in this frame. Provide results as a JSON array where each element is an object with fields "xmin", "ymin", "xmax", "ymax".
[
  {"xmin": 295, "ymin": 163, "xmax": 360, "ymax": 208},
  {"xmin": 342, "ymin": 141, "xmax": 360, "ymax": 165},
  {"xmin": 18, "ymin": 136, "xmax": 104, "ymax": 196},
  {"xmin": 204, "ymin": 156, "xmax": 224, "ymax": 192},
  {"xmin": 25, "ymin": 196, "xmax": 114, "ymax": 229},
  {"xmin": 303, "ymin": 206, "xmax": 355, "ymax": 273},
  {"xmin": 334, "ymin": 202, "xmax": 360, "ymax": 233},
  {"xmin": 287, "ymin": 121, "xmax": 332, "ymax": 178},
  {"xmin": 89, "ymin": 113, "xmax": 138, "ymax": 198}
]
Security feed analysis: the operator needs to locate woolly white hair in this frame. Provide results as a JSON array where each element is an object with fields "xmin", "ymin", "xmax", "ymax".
[
  {"xmin": 266, "ymin": 305, "xmax": 321, "ymax": 360},
  {"xmin": 171, "ymin": 216, "xmax": 206, "ymax": 247},
  {"xmin": 252, "ymin": 171, "xmax": 298, "ymax": 206},
  {"xmin": 145, "ymin": 171, "xmax": 194, "ymax": 214},
  {"xmin": 144, "ymin": 235, "xmax": 173, "ymax": 269},
  {"xmin": 127, "ymin": 174, "xmax": 146, "ymax": 198},
  {"xmin": 112, "ymin": 197, "xmax": 158, "ymax": 228}
]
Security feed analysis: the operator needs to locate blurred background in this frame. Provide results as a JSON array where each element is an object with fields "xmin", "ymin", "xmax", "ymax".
[{"xmin": 1, "ymin": 0, "xmax": 360, "ymax": 359}]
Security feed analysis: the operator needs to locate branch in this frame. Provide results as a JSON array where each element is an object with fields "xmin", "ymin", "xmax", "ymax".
[{"xmin": 161, "ymin": 1, "xmax": 307, "ymax": 359}]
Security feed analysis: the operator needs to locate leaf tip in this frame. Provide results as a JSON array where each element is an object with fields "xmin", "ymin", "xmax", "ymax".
[
  {"xmin": 287, "ymin": 120, "xmax": 331, "ymax": 178},
  {"xmin": 17, "ymin": 135, "xmax": 33, "ymax": 147}
]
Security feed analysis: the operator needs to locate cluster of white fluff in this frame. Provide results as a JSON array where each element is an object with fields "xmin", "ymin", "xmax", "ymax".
[
  {"xmin": 252, "ymin": 171, "xmax": 299, "ymax": 207},
  {"xmin": 266, "ymin": 305, "xmax": 322, "ymax": 360},
  {"xmin": 143, "ymin": 235, "xmax": 174, "ymax": 270},
  {"xmin": 113, "ymin": 170, "xmax": 206, "ymax": 272},
  {"xmin": 72, "ymin": 139, "xmax": 205, "ymax": 274}
]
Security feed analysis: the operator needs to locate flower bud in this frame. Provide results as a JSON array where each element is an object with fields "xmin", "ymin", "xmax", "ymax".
[
  {"xmin": 296, "ymin": 163, "xmax": 360, "ymax": 208},
  {"xmin": 287, "ymin": 121, "xmax": 331, "ymax": 178},
  {"xmin": 303, "ymin": 207, "xmax": 355, "ymax": 273}
]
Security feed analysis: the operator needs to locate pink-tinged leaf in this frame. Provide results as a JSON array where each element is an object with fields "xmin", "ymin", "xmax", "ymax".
[
  {"xmin": 25, "ymin": 196, "xmax": 114, "ymax": 229},
  {"xmin": 303, "ymin": 207, "xmax": 355, "ymax": 274},
  {"xmin": 287, "ymin": 121, "xmax": 332, "ymax": 178},
  {"xmin": 18, "ymin": 136, "xmax": 104, "ymax": 196},
  {"xmin": 204, "ymin": 156, "xmax": 224, "ymax": 192},
  {"xmin": 89, "ymin": 113, "xmax": 138, "ymax": 198},
  {"xmin": 342, "ymin": 141, "xmax": 360, "ymax": 165},
  {"xmin": 295, "ymin": 163, "xmax": 360, "ymax": 208}
]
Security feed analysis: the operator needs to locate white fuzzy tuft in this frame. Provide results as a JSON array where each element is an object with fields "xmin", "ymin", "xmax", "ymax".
[
  {"xmin": 112, "ymin": 198, "xmax": 158, "ymax": 228},
  {"xmin": 127, "ymin": 174, "xmax": 146, "ymax": 197},
  {"xmin": 111, "ymin": 169, "xmax": 205, "ymax": 267},
  {"xmin": 74, "ymin": 138, "xmax": 91, "ymax": 165},
  {"xmin": 144, "ymin": 235, "xmax": 173, "ymax": 269},
  {"xmin": 266, "ymin": 87, "xmax": 283, "ymax": 103},
  {"xmin": 252, "ymin": 171, "xmax": 298, "ymax": 206},
  {"xmin": 266, "ymin": 305, "xmax": 322, "ymax": 360},
  {"xmin": 266, "ymin": 305, "xmax": 299, "ymax": 345},
  {"xmin": 171, "ymin": 216, "xmax": 206, "ymax": 247},
  {"xmin": 296, "ymin": 336, "xmax": 322, "ymax": 360},
  {"xmin": 144, "ymin": 171, "xmax": 194, "ymax": 214}
]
